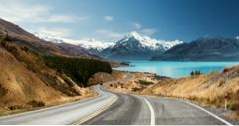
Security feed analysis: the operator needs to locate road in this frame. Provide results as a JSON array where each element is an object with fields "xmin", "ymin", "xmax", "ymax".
[
  {"xmin": 0, "ymin": 85, "xmax": 233, "ymax": 125},
  {"xmin": 0, "ymin": 86, "xmax": 117, "ymax": 125},
  {"xmin": 84, "ymin": 92, "xmax": 231, "ymax": 125}
]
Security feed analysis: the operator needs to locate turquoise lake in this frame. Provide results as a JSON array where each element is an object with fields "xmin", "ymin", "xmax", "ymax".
[{"xmin": 114, "ymin": 61, "xmax": 239, "ymax": 78}]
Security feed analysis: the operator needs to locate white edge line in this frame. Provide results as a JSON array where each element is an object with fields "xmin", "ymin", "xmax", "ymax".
[
  {"xmin": 143, "ymin": 98, "xmax": 156, "ymax": 125},
  {"xmin": 184, "ymin": 100, "xmax": 233, "ymax": 126},
  {"xmin": 73, "ymin": 95, "xmax": 118, "ymax": 125}
]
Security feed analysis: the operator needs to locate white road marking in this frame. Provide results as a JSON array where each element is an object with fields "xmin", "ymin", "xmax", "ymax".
[
  {"xmin": 144, "ymin": 98, "xmax": 156, "ymax": 125},
  {"xmin": 74, "ymin": 95, "xmax": 118, "ymax": 124},
  {"xmin": 184, "ymin": 100, "xmax": 233, "ymax": 126}
]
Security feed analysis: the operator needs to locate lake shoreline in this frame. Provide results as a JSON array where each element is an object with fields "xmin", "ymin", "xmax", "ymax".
[{"xmin": 115, "ymin": 60, "xmax": 239, "ymax": 78}]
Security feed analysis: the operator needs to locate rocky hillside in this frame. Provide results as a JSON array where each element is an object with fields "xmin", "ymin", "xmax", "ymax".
[
  {"xmin": 0, "ymin": 19, "xmax": 112, "ymax": 114},
  {"xmin": 0, "ymin": 18, "xmax": 96, "ymax": 58},
  {"xmin": 0, "ymin": 39, "xmax": 89, "ymax": 112},
  {"xmin": 152, "ymin": 37, "xmax": 239, "ymax": 61}
]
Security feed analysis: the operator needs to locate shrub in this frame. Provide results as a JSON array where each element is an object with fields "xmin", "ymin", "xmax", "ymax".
[
  {"xmin": 27, "ymin": 100, "xmax": 45, "ymax": 107},
  {"xmin": 227, "ymin": 101, "xmax": 239, "ymax": 111},
  {"xmin": 0, "ymin": 29, "xmax": 8, "ymax": 43},
  {"xmin": 138, "ymin": 80, "xmax": 154, "ymax": 85},
  {"xmin": 190, "ymin": 70, "xmax": 202, "ymax": 76},
  {"xmin": 8, "ymin": 105, "xmax": 25, "ymax": 110},
  {"xmin": 132, "ymin": 87, "xmax": 141, "ymax": 92}
]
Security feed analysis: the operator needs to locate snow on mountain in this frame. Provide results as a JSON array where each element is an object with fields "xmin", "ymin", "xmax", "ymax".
[
  {"xmin": 114, "ymin": 31, "xmax": 183, "ymax": 51},
  {"xmin": 34, "ymin": 31, "xmax": 183, "ymax": 60},
  {"xmin": 102, "ymin": 31, "xmax": 183, "ymax": 60},
  {"xmin": 34, "ymin": 32, "xmax": 113, "ymax": 50}
]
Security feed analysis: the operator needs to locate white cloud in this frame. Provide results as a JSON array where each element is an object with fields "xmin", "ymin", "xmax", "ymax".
[
  {"xmin": 131, "ymin": 22, "xmax": 157, "ymax": 36},
  {"xmin": 47, "ymin": 15, "xmax": 89, "ymax": 23},
  {"xmin": 133, "ymin": 23, "xmax": 142, "ymax": 30},
  {"xmin": 36, "ymin": 27, "xmax": 72, "ymax": 38},
  {"xmin": 104, "ymin": 16, "xmax": 114, "ymax": 21},
  {"xmin": 0, "ymin": 0, "xmax": 86, "ymax": 23},
  {"xmin": 236, "ymin": 36, "xmax": 239, "ymax": 40},
  {"xmin": 96, "ymin": 29, "xmax": 124, "ymax": 40},
  {"xmin": 140, "ymin": 28, "xmax": 157, "ymax": 36}
]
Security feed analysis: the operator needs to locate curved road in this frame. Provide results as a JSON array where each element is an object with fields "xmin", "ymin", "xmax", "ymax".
[{"xmin": 0, "ymin": 85, "xmax": 233, "ymax": 125}]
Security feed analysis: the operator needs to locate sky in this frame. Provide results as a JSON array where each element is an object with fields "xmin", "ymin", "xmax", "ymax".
[{"xmin": 0, "ymin": 0, "xmax": 239, "ymax": 43}]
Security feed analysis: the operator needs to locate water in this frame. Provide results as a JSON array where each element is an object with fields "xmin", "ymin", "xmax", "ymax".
[{"xmin": 114, "ymin": 60, "xmax": 239, "ymax": 78}]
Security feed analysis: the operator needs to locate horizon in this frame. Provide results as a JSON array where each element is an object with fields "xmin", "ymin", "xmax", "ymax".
[{"xmin": 0, "ymin": 0, "xmax": 239, "ymax": 44}]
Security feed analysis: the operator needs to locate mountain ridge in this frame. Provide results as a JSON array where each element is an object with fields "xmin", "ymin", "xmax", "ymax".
[
  {"xmin": 101, "ymin": 31, "xmax": 183, "ymax": 60},
  {"xmin": 152, "ymin": 37, "xmax": 239, "ymax": 61},
  {"xmin": 0, "ymin": 18, "xmax": 97, "ymax": 58}
]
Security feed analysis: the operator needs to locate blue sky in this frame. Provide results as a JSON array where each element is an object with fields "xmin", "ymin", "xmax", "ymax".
[{"xmin": 0, "ymin": 0, "xmax": 238, "ymax": 42}]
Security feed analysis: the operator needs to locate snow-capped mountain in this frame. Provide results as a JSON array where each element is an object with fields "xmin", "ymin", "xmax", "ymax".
[
  {"xmin": 34, "ymin": 32, "xmax": 113, "ymax": 50},
  {"xmin": 101, "ymin": 31, "xmax": 183, "ymax": 60},
  {"xmin": 35, "ymin": 31, "xmax": 183, "ymax": 60},
  {"xmin": 117, "ymin": 31, "xmax": 182, "ymax": 50}
]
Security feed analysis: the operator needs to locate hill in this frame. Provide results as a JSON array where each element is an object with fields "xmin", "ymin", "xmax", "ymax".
[
  {"xmin": 0, "ymin": 18, "xmax": 96, "ymax": 58},
  {"xmin": 152, "ymin": 37, "xmax": 239, "ymax": 61},
  {"xmin": 140, "ymin": 65, "xmax": 239, "ymax": 119},
  {"xmin": 0, "ymin": 18, "xmax": 112, "ymax": 114}
]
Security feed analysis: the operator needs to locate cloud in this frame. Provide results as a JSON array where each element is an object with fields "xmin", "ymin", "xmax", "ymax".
[
  {"xmin": 236, "ymin": 36, "xmax": 239, "ymax": 40},
  {"xmin": 0, "ymin": 0, "xmax": 86, "ymax": 23},
  {"xmin": 140, "ymin": 28, "xmax": 157, "ymax": 36},
  {"xmin": 46, "ymin": 15, "xmax": 89, "ymax": 23},
  {"xmin": 131, "ymin": 22, "xmax": 157, "ymax": 36},
  {"xmin": 132, "ymin": 22, "xmax": 142, "ymax": 30},
  {"xmin": 95, "ymin": 29, "xmax": 124, "ymax": 40},
  {"xmin": 104, "ymin": 16, "xmax": 114, "ymax": 21},
  {"xmin": 36, "ymin": 27, "xmax": 72, "ymax": 38}
]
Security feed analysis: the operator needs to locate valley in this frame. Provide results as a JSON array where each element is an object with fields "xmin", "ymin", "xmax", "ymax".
[{"xmin": 0, "ymin": 1, "xmax": 239, "ymax": 124}]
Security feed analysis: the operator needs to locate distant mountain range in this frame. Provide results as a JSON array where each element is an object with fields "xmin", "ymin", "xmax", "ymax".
[
  {"xmin": 39, "ymin": 31, "xmax": 183, "ymax": 60},
  {"xmin": 33, "ymin": 21, "xmax": 239, "ymax": 61},
  {"xmin": 152, "ymin": 37, "xmax": 239, "ymax": 61}
]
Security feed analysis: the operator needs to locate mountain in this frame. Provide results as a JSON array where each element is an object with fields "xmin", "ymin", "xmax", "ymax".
[
  {"xmin": 101, "ymin": 31, "xmax": 183, "ymax": 60},
  {"xmin": 36, "ymin": 33, "xmax": 113, "ymax": 50},
  {"xmin": 35, "ymin": 33, "xmax": 113, "ymax": 56},
  {"xmin": 0, "ymin": 18, "xmax": 112, "ymax": 113},
  {"xmin": 152, "ymin": 37, "xmax": 239, "ymax": 61},
  {"xmin": 0, "ymin": 18, "xmax": 97, "ymax": 58}
]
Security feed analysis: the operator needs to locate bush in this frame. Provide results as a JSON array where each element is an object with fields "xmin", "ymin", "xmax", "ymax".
[
  {"xmin": 0, "ymin": 29, "xmax": 8, "ymax": 43},
  {"xmin": 138, "ymin": 80, "xmax": 154, "ymax": 85},
  {"xmin": 190, "ymin": 70, "xmax": 202, "ymax": 76},
  {"xmin": 227, "ymin": 101, "xmax": 239, "ymax": 111},
  {"xmin": 43, "ymin": 56, "xmax": 112, "ymax": 87},
  {"xmin": 27, "ymin": 100, "xmax": 45, "ymax": 107},
  {"xmin": 8, "ymin": 105, "xmax": 25, "ymax": 110}
]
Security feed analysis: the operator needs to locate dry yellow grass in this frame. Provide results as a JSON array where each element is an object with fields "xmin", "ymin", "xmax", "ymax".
[
  {"xmin": 140, "ymin": 66, "xmax": 239, "ymax": 119},
  {"xmin": 0, "ymin": 41, "xmax": 94, "ymax": 114}
]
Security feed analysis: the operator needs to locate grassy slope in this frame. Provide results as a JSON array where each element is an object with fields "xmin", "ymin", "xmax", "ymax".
[
  {"xmin": 0, "ymin": 37, "xmax": 109, "ymax": 113},
  {"xmin": 141, "ymin": 66, "xmax": 239, "ymax": 118}
]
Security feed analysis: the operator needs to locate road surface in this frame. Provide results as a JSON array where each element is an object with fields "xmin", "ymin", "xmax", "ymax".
[
  {"xmin": 0, "ymin": 85, "xmax": 233, "ymax": 125},
  {"xmin": 0, "ymin": 86, "xmax": 117, "ymax": 125}
]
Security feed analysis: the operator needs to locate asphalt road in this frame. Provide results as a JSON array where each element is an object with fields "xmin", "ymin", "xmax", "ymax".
[
  {"xmin": 85, "ymin": 93, "xmax": 231, "ymax": 125},
  {"xmin": 0, "ymin": 85, "xmax": 233, "ymax": 125},
  {"xmin": 0, "ymin": 85, "xmax": 117, "ymax": 125}
]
